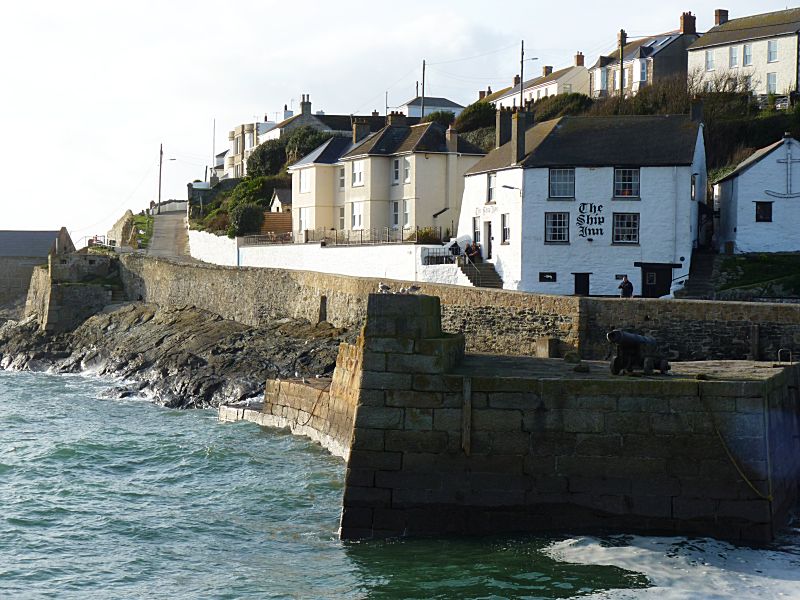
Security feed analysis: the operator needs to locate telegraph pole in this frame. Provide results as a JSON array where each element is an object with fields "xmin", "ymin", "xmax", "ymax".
[
  {"xmin": 421, "ymin": 60, "xmax": 426, "ymax": 118},
  {"xmin": 618, "ymin": 29, "xmax": 627, "ymax": 97},
  {"xmin": 519, "ymin": 40, "xmax": 524, "ymax": 109},
  {"xmin": 157, "ymin": 143, "xmax": 163, "ymax": 215}
]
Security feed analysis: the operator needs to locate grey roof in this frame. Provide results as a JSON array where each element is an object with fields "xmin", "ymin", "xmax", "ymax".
[
  {"xmin": 466, "ymin": 114, "xmax": 700, "ymax": 175},
  {"xmin": 290, "ymin": 136, "xmax": 356, "ymax": 168},
  {"xmin": 716, "ymin": 137, "xmax": 788, "ymax": 183},
  {"xmin": 343, "ymin": 122, "xmax": 486, "ymax": 159},
  {"xmin": 498, "ymin": 66, "xmax": 579, "ymax": 100},
  {"xmin": 590, "ymin": 31, "xmax": 688, "ymax": 69},
  {"xmin": 401, "ymin": 96, "xmax": 465, "ymax": 110},
  {"xmin": 271, "ymin": 188, "xmax": 292, "ymax": 206},
  {"xmin": 689, "ymin": 8, "xmax": 800, "ymax": 50},
  {"xmin": 0, "ymin": 230, "xmax": 61, "ymax": 257},
  {"xmin": 275, "ymin": 112, "xmax": 418, "ymax": 133}
]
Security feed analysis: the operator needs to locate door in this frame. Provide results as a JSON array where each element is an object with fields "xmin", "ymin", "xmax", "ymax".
[
  {"xmin": 640, "ymin": 265, "xmax": 672, "ymax": 298},
  {"xmin": 573, "ymin": 273, "xmax": 591, "ymax": 296},
  {"xmin": 484, "ymin": 222, "xmax": 493, "ymax": 259}
]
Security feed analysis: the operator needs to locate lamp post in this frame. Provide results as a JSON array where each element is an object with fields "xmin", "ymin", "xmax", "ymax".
[{"xmin": 519, "ymin": 41, "xmax": 539, "ymax": 109}]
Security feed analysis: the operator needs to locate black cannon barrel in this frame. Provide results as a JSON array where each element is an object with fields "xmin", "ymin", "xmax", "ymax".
[{"xmin": 606, "ymin": 329, "xmax": 656, "ymax": 346}]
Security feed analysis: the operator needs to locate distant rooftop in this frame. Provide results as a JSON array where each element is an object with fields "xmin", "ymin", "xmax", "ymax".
[{"xmin": 0, "ymin": 230, "xmax": 62, "ymax": 257}]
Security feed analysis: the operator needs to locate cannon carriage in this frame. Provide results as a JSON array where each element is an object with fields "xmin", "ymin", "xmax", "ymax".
[{"xmin": 607, "ymin": 329, "xmax": 670, "ymax": 375}]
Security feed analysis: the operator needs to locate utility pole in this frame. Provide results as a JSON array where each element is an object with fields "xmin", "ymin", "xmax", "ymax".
[
  {"xmin": 519, "ymin": 40, "xmax": 524, "ymax": 110},
  {"xmin": 157, "ymin": 143, "xmax": 163, "ymax": 215},
  {"xmin": 618, "ymin": 29, "xmax": 627, "ymax": 98},
  {"xmin": 421, "ymin": 60, "xmax": 426, "ymax": 118},
  {"xmin": 385, "ymin": 91, "xmax": 388, "ymax": 116}
]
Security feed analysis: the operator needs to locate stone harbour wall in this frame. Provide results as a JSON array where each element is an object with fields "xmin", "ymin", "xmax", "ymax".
[{"xmin": 0, "ymin": 257, "xmax": 46, "ymax": 308}]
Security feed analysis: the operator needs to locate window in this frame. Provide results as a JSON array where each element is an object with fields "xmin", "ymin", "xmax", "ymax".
[
  {"xmin": 298, "ymin": 207, "xmax": 309, "ymax": 232},
  {"xmin": 392, "ymin": 159, "xmax": 400, "ymax": 184},
  {"xmin": 755, "ymin": 201, "xmax": 773, "ymax": 222},
  {"xmin": 612, "ymin": 213, "xmax": 640, "ymax": 244},
  {"xmin": 691, "ymin": 174, "xmax": 698, "ymax": 201},
  {"xmin": 487, "ymin": 172, "xmax": 496, "ymax": 202},
  {"xmin": 600, "ymin": 69, "xmax": 608, "ymax": 91},
  {"xmin": 705, "ymin": 50, "xmax": 715, "ymax": 71},
  {"xmin": 640, "ymin": 61, "xmax": 648, "ymax": 83},
  {"xmin": 767, "ymin": 72, "xmax": 777, "ymax": 94},
  {"xmin": 539, "ymin": 272, "xmax": 557, "ymax": 282},
  {"xmin": 403, "ymin": 157, "xmax": 411, "ymax": 183},
  {"xmin": 351, "ymin": 202, "xmax": 363, "ymax": 229},
  {"xmin": 246, "ymin": 132, "xmax": 254, "ymax": 149},
  {"xmin": 472, "ymin": 217, "xmax": 481, "ymax": 243},
  {"xmin": 563, "ymin": 83, "xmax": 572, "ymax": 94},
  {"xmin": 743, "ymin": 44, "xmax": 752, "ymax": 66},
  {"xmin": 299, "ymin": 169, "xmax": 310, "ymax": 193},
  {"xmin": 351, "ymin": 160, "xmax": 364, "ymax": 187},
  {"xmin": 403, "ymin": 199, "xmax": 410, "ymax": 227},
  {"xmin": 501, "ymin": 213, "xmax": 510, "ymax": 243},
  {"xmin": 614, "ymin": 168, "xmax": 640, "ymax": 197},
  {"xmin": 744, "ymin": 75, "xmax": 753, "ymax": 94},
  {"xmin": 729, "ymin": 46, "xmax": 738, "ymax": 68},
  {"xmin": 613, "ymin": 70, "xmax": 619, "ymax": 90},
  {"xmin": 391, "ymin": 201, "xmax": 400, "ymax": 227},
  {"xmin": 768, "ymin": 40, "xmax": 778, "ymax": 63},
  {"xmin": 545, "ymin": 212, "xmax": 569, "ymax": 243},
  {"xmin": 549, "ymin": 168, "xmax": 575, "ymax": 198},
  {"xmin": 338, "ymin": 167, "xmax": 345, "ymax": 189}
]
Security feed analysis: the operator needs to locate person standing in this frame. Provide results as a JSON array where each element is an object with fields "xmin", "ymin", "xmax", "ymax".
[{"xmin": 618, "ymin": 275, "xmax": 634, "ymax": 298}]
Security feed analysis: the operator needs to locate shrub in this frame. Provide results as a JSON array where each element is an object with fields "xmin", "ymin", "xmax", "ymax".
[
  {"xmin": 422, "ymin": 110, "xmax": 455, "ymax": 127},
  {"xmin": 228, "ymin": 203, "xmax": 264, "ymax": 236},
  {"xmin": 454, "ymin": 101, "xmax": 496, "ymax": 132}
]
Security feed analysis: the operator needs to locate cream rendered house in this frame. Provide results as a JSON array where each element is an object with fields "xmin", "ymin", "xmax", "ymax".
[
  {"xmin": 289, "ymin": 115, "xmax": 485, "ymax": 240},
  {"xmin": 688, "ymin": 8, "xmax": 800, "ymax": 96},
  {"xmin": 494, "ymin": 53, "xmax": 589, "ymax": 109}
]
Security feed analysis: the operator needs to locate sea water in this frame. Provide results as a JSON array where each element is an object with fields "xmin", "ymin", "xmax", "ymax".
[{"xmin": 1, "ymin": 369, "xmax": 799, "ymax": 599}]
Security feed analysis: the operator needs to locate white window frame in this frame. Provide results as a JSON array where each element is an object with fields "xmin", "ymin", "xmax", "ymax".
[
  {"xmin": 338, "ymin": 206, "xmax": 345, "ymax": 230},
  {"xmin": 614, "ymin": 168, "xmax": 640, "ymax": 198},
  {"xmin": 767, "ymin": 72, "xmax": 777, "ymax": 94},
  {"xmin": 501, "ymin": 213, "xmax": 510, "ymax": 243},
  {"xmin": 472, "ymin": 217, "xmax": 481, "ymax": 243},
  {"xmin": 549, "ymin": 168, "xmax": 575, "ymax": 198},
  {"xmin": 743, "ymin": 44, "xmax": 753, "ymax": 66},
  {"xmin": 298, "ymin": 207, "xmax": 309, "ymax": 232},
  {"xmin": 391, "ymin": 201, "xmax": 400, "ymax": 228},
  {"xmin": 545, "ymin": 212, "xmax": 569, "ymax": 243},
  {"xmin": 600, "ymin": 68, "xmax": 608, "ymax": 91},
  {"xmin": 338, "ymin": 167, "xmax": 345, "ymax": 190},
  {"xmin": 351, "ymin": 160, "xmax": 364, "ymax": 187},
  {"xmin": 403, "ymin": 199, "xmax": 410, "ymax": 227},
  {"xmin": 487, "ymin": 172, "xmax": 496, "ymax": 203},
  {"xmin": 768, "ymin": 40, "xmax": 778, "ymax": 63},
  {"xmin": 299, "ymin": 169, "xmax": 310, "ymax": 193},
  {"xmin": 612, "ymin": 212, "xmax": 640, "ymax": 244},
  {"xmin": 729, "ymin": 46, "xmax": 738, "ymax": 68},
  {"xmin": 705, "ymin": 50, "xmax": 715, "ymax": 71},
  {"xmin": 392, "ymin": 159, "xmax": 400, "ymax": 184},
  {"xmin": 403, "ymin": 157, "xmax": 411, "ymax": 183},
  {"xmin": 351, "ymin": 202, "xmax": 363, "ymax": 229},
  {"xmin": 246, "ymin": 132, "xmax": 254, "ymax": 150},
  {"xmin": 639, "ymin": 60, "xmax": 648, "ymax": 83}
]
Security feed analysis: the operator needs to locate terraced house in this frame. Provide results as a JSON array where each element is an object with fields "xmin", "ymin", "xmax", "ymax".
[
  {"xmin": 688, "ymin": 8, "xmax": 800, "ymax": 97},
  {"xmin": 288, "ymin": 114, "xmax": 485, "ymax": 241},
  {"xmin": 494, "ymin": 53, "xmax": 589, "ymax": 108}
]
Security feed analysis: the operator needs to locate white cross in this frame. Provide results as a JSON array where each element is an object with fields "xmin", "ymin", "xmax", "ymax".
[{"xmin": 766, "ymin": 141, "xmax": 800, "ymax": 199}]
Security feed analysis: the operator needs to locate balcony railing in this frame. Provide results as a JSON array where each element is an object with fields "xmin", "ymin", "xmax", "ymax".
[{"xmin": 302, "ymin": 226, "xmax": 444, "ymax": 246}]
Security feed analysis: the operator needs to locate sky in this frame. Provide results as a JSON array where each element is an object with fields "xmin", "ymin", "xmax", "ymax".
[{"xmin": 1, "ymin": 1, "xmax": 794, "ymax": 244}]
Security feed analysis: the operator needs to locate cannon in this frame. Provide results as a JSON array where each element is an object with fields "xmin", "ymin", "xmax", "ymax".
[{"xmin": 607, "ymin": 329, "xmax": 670, "ymax": 375}]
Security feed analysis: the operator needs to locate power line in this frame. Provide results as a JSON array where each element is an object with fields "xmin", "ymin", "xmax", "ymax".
[{"xmin": 428, "ymin": 41, "xmax": 518, "ymax": 66}]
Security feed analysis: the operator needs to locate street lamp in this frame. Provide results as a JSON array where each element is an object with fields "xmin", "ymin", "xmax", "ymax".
[{"xmin": 519, "ymin": 41, "xmax": 539, "ymax": 109}]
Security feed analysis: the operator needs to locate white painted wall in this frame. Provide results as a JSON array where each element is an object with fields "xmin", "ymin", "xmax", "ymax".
[
  {"xmin": 717, "ymin": 138, "xmax": 800, "ymax": 253},
  {"xmin": 688, "ymin": 34, "xmax": 799, "ymax": 94},
  {"xmin": 188, "ymin": 230, "xmax": 238, "ymax": 266}
]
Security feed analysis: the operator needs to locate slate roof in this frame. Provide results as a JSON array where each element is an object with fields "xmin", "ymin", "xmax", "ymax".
[
  {"xmin": 499, "ymin": 66, "xmax": 578, "ymax": 100},
  {"xmin": 466, "ymin": 115, "xmax": 700, "ymax": 175},
  {"xmin": 590, "ymin": 31, "xmax": 686, "ymax": 69},
  {"xmin": 274, "ymin": 112, "xmax": 419, "ymax": 133},
  {"xmin": 271, "ymin": 188, "xmax": 292, "ymax": 206},
  {"xmin": 716, "ymin": 137, "xmax": 788, "ymax": 183},
  {"xmin": 483, "ymin": 86, "xmax": 512, "ymax": 103},
  {"xmin": 0, "ymin": 230, "xmax": 61, "ymax": 257},
  {"xmin": 689, "ymin": 8, "xmax": 800, "ymax": 50},
  {"xmin": 290, "ymin": 136, "xmax": 356, "ymax": 168},
  {"xmin": 401, "ymin": 96, "xmax": 465, "ymax": 110},
  {"xmin": 342, "ymin": 122, "xmax": 486, "ymax": 159}
]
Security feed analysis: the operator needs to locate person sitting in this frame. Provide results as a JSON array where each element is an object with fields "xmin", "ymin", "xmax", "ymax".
[{"xmin": 465, "ymin": 241, "xmax": 481, "ymax": 263}]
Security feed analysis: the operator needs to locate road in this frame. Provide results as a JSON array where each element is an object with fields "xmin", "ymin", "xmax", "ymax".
[{"xmin": 147, "ymin": 210, "xmax": 190, "ymax": 259}]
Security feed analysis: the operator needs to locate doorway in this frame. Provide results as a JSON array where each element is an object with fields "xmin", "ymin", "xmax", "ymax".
[
  {"xmin": 638, "ymin": 264, "xmax": 673, "ymax": 298},
  {"xmin": 573, "ymin": 273, "xmax": 591, "ymax": 296},
  {"xmin": 483, "ymin": 221, "xmax": 493, "ymax": 259}
]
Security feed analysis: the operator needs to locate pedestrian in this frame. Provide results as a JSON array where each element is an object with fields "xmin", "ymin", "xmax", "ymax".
[{"xmin": 618, "ymin": 275, "xmax": 633, "ymax": 298}]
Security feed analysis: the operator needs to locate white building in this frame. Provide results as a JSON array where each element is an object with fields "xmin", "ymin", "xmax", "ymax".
[
  {"xmin": 457, "ymin": 111, "xmax": 707, "ymax": 297},
  {"xmin": 398, "ymin": 96, "xmax": 465, "ymax": 118},
  {"xmin": 715, "ymin": 134, "xmax": 800, "ymax": 253},
  {"xmin": 494, "ymin": 53, "xmax": 589, "ymax": 109},
  {"xmin": 589, "ymin": 12, "xmax": 699, "ymax": 98},
  {"xmin": 688, "ymin": 8, "xmax": 800, "ymax": 96}
]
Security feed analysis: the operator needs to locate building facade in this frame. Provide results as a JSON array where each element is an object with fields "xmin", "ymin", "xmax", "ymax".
[
  {"xmin": 688, "ymin": 8, "xmax": 800, "ymax": 96},
  {"xmin": 398, "ymin": 96, "xmax": 465, "ymax": 118},
  {"xmin": 494, "ymin": 53, "xmax": 589, "ymax": 108},
  {"xmin": 458, "ymin": 112, "xmax": 707, "ymax": 297}
]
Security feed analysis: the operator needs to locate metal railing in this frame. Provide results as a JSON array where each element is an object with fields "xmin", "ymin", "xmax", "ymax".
[
  {"xmin": 303, "ymin": 226, "xmax": 444, "ymax": 247},
  {"xmin": 239, "ymin": 232, "xmax": 294, "ymax": 246}
]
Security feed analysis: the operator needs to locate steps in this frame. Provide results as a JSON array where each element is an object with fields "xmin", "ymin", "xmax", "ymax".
[
  {"xmin": 679, "ymin": 249, "xmax": 717, "ymax": 299},
  {"xmin": 459, "ymin": 261, "xmax": 504, "ymax": 289},
  {"xmin": 110, "ymin": 289, "xmax": 126, "ymax": 303}
]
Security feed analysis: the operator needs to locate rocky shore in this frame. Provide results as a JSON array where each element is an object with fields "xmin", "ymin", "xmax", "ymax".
[{"xmin": 0, "ymin": 303, "xmax": 351, "ymax": 409}]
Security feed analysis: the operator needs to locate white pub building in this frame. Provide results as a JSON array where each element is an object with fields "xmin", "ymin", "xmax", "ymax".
[{"xmin": 457, "ymin": 110, "xmax": 707, "ymax": 297}]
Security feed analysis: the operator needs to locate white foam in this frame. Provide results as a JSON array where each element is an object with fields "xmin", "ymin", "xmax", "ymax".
[{"xmin": 544, "ymin": 533, "xmax": 800, "ymax": 599}]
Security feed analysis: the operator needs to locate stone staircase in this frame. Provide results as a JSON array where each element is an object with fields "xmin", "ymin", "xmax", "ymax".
[
  {"xmin": 110, "ymin": 288, "xmax": 126, "ymax": 303},
  {"xmin": 459, "ymin": 261, "xmax": 504, "ymax": 289},
  {"xmin": 678, "ymin": 249, "xmax": 717, "ymax": 299}
]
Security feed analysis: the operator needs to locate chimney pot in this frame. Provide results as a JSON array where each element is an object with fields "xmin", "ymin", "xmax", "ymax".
[
  {"xmin": 387, "ymin": 111, "xmax": 407, "ymax": 126},
  {"xmin": 715, "ymin": 9, "xmax": 729, "ymax": 26},
  {"xmin": 487, "ymin": 85, "xmax": 492, "ymax": 94},
  {"xmin": 514, "ymin": 74, "xmax": 521, "ymax": 86},
  {"xmin": 575, "ymin": 51, "xmax": 585, "ymax": 67},
  {"xmin": 680, "ymin": 12, "xmax": 697, "ymax": 35},
  {"xmin": 300, "ymin": 94, "xmax": 311, "ymax": 115}
]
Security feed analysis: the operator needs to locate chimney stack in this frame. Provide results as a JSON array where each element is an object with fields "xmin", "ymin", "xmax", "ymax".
[
  {"xmin": 496, "ymin": 107, "xmax": 512, "ymax": 148},
  {"xmin": 478, "ymin": 90, "xmax": 486, "ymax": 100},
  {"xmin": 575, "ymin": 51, "xmax": 585, "ymax": 67},
  {"xmin": 542, "ymin": 66, "xmax": 553, "ymax": 77},
  {"xmin": 446, "ymin": 125, "xmax": 458, "ymax": 153},
  {"xmin": 680, "ymin": 12, "xmax": 696, "ymax": 34},
  {"xmin": 511, "ymin": 111, "xmax": 527, "ymax": 164},
  {"xmin": 372, "ymin": 110, "xmax": 379, "ymax": 117},
  {"xmin": 352, "ymin": 117, "xmax": 370, "ymax": 144},
  {"xmin": 387, "ymin": 111, "xmax": 407, "ymax": 126},
  {"xmin": 513, "ymin": 74, "xmax": 521, "ymax": 86},
  {"xmin": 283, "ymin": 104, "xmax": 293, "ymax": 120},
  {"xmin": 715, "ymin": 9, "xmax": 729, "ymax": 26},
  {"xmin": 300, "ymin": 94, "xmax": 311, "ymax": 115}
]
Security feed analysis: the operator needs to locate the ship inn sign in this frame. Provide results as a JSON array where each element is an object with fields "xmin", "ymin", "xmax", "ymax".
[{"xmin": 576, "ymin": 203, "xmax": 604, "ymax": 238}]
